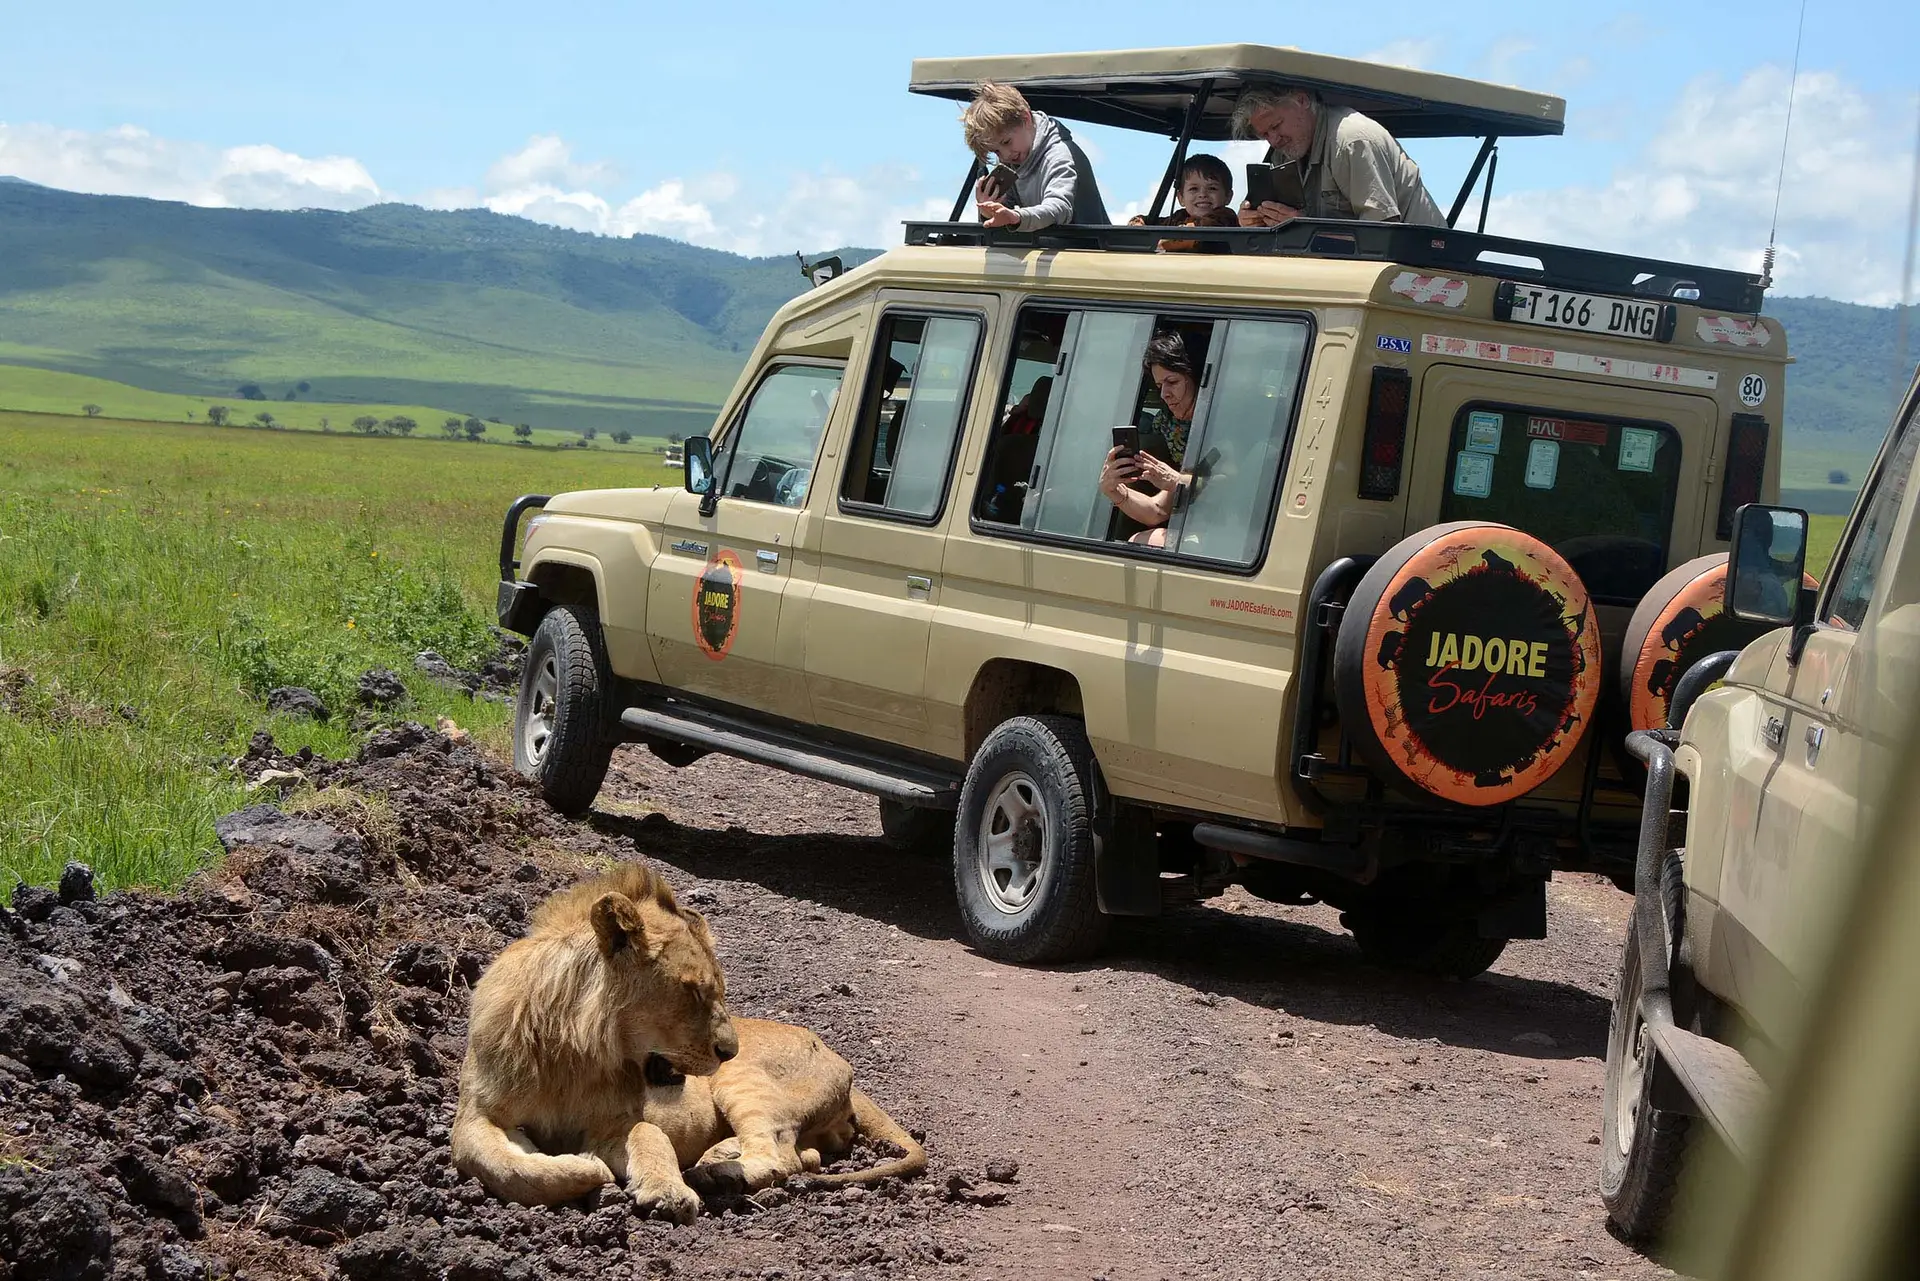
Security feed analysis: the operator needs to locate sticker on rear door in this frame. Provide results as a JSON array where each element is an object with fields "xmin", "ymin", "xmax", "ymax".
[{"xmin": 692, "ymin": 550, "xmax": 744, "ymax": 661}]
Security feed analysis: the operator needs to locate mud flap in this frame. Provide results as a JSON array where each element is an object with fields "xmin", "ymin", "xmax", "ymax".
[
  {"xmin": 1096, "ymin": 803, "xmax": 1161, "ymax": 917},
  {"xmin": 1475, "ymin": 877, "xmax": 1548, "ymax": 939}
]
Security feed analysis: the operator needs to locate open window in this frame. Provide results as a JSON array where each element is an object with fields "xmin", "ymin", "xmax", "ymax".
[
  {"xmin": 840, "ymin": 312, "xmax": 983, "ymax": 521},
  {"xmin": 710, "ymin": 362, "xmax": 845, "ymax": 508},
  {"xmin": 973, "ymin": 304, "xmax": 1311, "ymax": 570}
]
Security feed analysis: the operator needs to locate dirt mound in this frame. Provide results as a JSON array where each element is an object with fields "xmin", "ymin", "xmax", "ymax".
[{"xmin": 0, "ymin": 728, "xmax": 970, "ymax": 1281}]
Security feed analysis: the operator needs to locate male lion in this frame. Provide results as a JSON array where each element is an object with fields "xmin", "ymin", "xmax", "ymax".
[{"xmin": 450, "ymin": 863, "xmax": 925, "ymax": 1222}]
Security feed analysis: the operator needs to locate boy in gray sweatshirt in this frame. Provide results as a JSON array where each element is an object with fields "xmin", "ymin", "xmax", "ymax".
[{"xmin": 962, "ymin": 83, "xmax": 1109, "ymax": 231}]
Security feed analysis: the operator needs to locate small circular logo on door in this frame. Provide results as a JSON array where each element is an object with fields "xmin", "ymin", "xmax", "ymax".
[{"xmin": 692, "ymin": 550, "xmax": 743, "ymax": 661}]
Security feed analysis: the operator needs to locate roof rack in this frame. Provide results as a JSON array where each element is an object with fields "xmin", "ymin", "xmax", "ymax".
[{"xmin": 899, "ymin": 219, "xmax": 1766, "ymax": 314}]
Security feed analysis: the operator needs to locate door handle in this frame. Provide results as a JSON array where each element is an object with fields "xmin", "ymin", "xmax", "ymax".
[
  {"xmin": 756, "ymin": 549, "xmax": 780, "ymax": 572},
  {"xmin": 906, "ymin": 574, "xmax": 932, "ymax": 596},
  {"xmin": 1805, "ymin": 724, "xmax": 1824, "ymax": 767},
  {"xmin": 672, "ymin": 539, "xmax": 708, "ymax": 556},
  {"xmin": 1761, "ymin": 715, "xmax": 1786, "ymax": 749}
]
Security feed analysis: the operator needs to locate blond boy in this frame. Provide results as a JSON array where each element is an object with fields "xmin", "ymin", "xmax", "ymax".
[{"xmin": 961, "ymin": 83, "xmax": 1109, "ymax": 231}]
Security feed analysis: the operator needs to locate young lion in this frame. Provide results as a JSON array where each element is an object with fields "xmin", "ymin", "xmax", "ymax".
[{"xmin": 450, "ymin": 864, "xmax": 925, "ymax": 1222}]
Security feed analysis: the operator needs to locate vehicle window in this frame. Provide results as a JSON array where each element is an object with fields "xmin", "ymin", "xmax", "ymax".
[
  {"xmin": 974, "ymin": 306, "xmax": 1310, "ymax": 569},
  {"xmin": 1827, "ymin": 401, "xmax": 1920, "ymax": 630},
  {"xmin": 841, "ymin": 314, "xmax": 982, "ymax": 519},
  {"xmin": 1437, "ymin": 406, "xmax": 1680, "ymax": 603},
  {"xmin": 711, "ymin": 363, "xmax": 844, "ymax": 508},
  {"xmin": 1163, "ymin": 319, "xmax": 1310, "ymax": 564}
]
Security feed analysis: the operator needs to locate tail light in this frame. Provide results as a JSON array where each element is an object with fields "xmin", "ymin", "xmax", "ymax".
[
  {"xmin": 1359, "ymin": 367, "xmax": 1412, "ymax": 501},
  {"xmin": 1717, "ymin": 414, "xmax": 1769, "ymax": 538}
]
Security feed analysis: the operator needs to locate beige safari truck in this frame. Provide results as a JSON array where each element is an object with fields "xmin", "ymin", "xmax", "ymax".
[
  {"xmin": 1600, "ymin": 361, "xmax": 1920, "ymax": 1242},
  {"xmin": 495, "ymin": 45, "xmax": 1794, "ymax": 977}
]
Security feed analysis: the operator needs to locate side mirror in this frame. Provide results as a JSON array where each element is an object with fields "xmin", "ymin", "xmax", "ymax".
[
  {"xmin": 796, "ymin": 253, "xmax": 843, "ymax": 288},
  {"xmin": 683, "ymin": 436, "xmax": 715, "ymax": 495},
  {"xmin": 1725, "ymin": 503, "xmax": 1809, "ymax": 627}
]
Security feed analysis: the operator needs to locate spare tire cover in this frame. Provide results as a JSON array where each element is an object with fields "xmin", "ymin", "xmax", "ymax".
[
  {"xmin": 1620, "ymin": 554, "xmax": 1819, "ymax": 731},
  {"xmin": 1333, "ymin": 521, "xmax": 1603, "ymax": 807}
]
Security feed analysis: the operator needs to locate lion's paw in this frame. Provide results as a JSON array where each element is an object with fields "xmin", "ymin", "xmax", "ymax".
[
  {"xmin": 684, "ymin": 1158, "xmax": 751, "ymax": 1201},
  {"xmin": 633, "ymin": 1178, "xmax": 702, "ymax": 1225}
]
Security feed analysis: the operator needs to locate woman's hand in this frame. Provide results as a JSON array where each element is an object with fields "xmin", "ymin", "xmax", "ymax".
[
  {"xmin": 1097, "ymin": 446, "xmax": 1140, "ymax": 498},
  {"xmin": 1132, "ymin": 452, "xmax": 1183, "ymax": 492}
]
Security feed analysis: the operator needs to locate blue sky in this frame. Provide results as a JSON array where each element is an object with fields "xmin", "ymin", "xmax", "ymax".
[{"xmin": 2, "ymin": 1, "xmax": 1916, "ymax": 301}]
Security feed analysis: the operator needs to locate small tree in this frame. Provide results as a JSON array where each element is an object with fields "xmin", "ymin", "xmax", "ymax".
[
  {"xmin": 384, "ymin": 415, "xmax": 417, "ymax": 436},
  {"xmin": 82, "ymin": 403, "xmax": 102, "ymax": 417},
  {"xmin": 237, "ymin": 383, "xmax": 265, "ymax": 401},
  {"xmin": 464, "ymin": 419, "xmax": 486, "ymax": 441},
  {"xmin": 296, "ymin": 381, "xmax": 311, "ymax": 394},
  {"xmin": 512, "ymin": 423, "xmax": 533, "ymax": 440},
  {"xmin": 352, "ymin": 415, "xmax": 380, "ymax": 434},
  {"xmin": 667, "ymin": 432, "xmax": 685, "ymax": 445},
  {"xmin": 207, "ymin": 405, "xmax": 231, "ymax": 426},
  {"xmin": 582, "ymin": 426, "xmax": 598, "ymax": 441},
  {"xmin": 443, "ymin": 416, "xmax": 464, "ymax": 438},
  {"xmin": 611, "ymin": 429, "xmax": 632, "ymax": 444},
  {"xmin": 319, "ymin": 416, "xmax": 331, "ymax": 432},
  {"xmin": 1829, "ymin": 469, "xmax": 1851, "ymax": 486},
  {"xmin": 283, "ymin": 389, "xmax": 297, "ymax": 401},
  {"xmin": 254, "ymin": 410, "xmax": 276, "ymax": 428}
]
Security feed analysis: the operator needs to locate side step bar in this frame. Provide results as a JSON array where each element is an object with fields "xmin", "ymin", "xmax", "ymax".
[{"xmin": 620, "ymin": 704, "xmax": 962, "ymax": 809}]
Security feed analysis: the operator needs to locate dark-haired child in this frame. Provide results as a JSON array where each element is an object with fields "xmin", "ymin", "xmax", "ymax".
[{"xmin": 1129, "ymin": 153, "xmax": 1237, "ymax": 252}]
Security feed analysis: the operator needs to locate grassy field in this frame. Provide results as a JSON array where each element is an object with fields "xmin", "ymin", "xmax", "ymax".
[
  {"xmin": 0, "ymin": 363, "xmax": 686, "ymax": 454},
  {"xmin": 1809, "ymin": 513, "xmax": 1845, "ymax": 581},
  {"xmin": 0, "ymin": 410, "xmax": 674, "ymax": 900}
]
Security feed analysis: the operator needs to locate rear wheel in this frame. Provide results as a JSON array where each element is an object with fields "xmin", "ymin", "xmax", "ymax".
[
  {"xmin": 953, "ymin": 716, "xmax": 1109, "ymax": 964},
  {"xmin": 1345, "ymin": 909, "xmax": 1508, "ymax": 980},
  {"xmin": 878, "ymin": 798, "xmax": 954, "ymax": 856},
  {"xmin": 1601, "ymin": 849, "xmax": 1691, "ymax": 1242},
  {"xmin": 514, "ymin": 605, "xmax": 616, "ymax": 816}
]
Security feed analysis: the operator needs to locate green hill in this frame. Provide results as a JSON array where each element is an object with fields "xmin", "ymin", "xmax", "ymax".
[
  {"xmin": 0, "ymin": 180, "xmax": 1911, "ymax": 455},
  {"xmin": 0, "ymin": 182, "xmax": 866, "ymax": 437}
]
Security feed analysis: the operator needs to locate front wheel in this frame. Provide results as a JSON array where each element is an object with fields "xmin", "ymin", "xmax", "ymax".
[
  {"xmin": 1345, "ymin": 909, "xmax": 1508, "ymax": 980},
  {"xmin": 953, "ymin": 716, "xmax": 1109, "ymax": 964},
  {"xmin": 514, "ymin": 605, "xmax": 616, "ymax": 816},
  {"xmin": 1600, "ymin": 850, "xmax": 1691, "ymax": 1242}
]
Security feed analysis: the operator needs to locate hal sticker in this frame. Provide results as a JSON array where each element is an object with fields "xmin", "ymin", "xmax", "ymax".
[
  {"xmin": 1617, "ymin": 427, "xmax": 1659, "ymax": 474},
  {"xmin": 1524, "ymin": 438, "xmax": 1560, "ymax": 490},
  {"xmin": 692, "ymin": 550, "xmax": 744, "ymax": 661},
  {"xmin": 1452, "ymin": 451, "xmax": 1494, "ymax": 499},
  {"xmin": 1464, "ymin": 411, "xmax": 1504, "ymax": 455}
]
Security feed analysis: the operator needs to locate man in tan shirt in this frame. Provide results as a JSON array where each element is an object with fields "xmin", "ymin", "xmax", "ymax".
[{"xmin": 1232, "ymin": 86, "xmax": 1445, "ymax": 227}]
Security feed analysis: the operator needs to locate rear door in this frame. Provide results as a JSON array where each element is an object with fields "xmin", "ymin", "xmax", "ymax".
[
  {"xmin": 646, "ymin": 360, "xmax": 846, "ymax": 722},
  {"xmin": 805, "ymin": 295, "xmax": 992, "ymax": 750}
]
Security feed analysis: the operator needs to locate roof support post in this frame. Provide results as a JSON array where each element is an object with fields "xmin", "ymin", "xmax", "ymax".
[
  {"xmin": 1147, "ymin": 78, "xmax": 1215, "ymax": 222},
  {"xmin": 947, "ymin": 157, "xmax": 983, "ymax": 224},
  {"xmin": 1445, "ymin": 135, "xmax": 1498, "ymax": 228},
  {"xmin": 1476, "ymin": 143, "xmax": 1499, "ymax": 233}
]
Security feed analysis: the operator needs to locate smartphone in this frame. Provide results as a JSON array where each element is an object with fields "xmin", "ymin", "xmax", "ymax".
[
  {"xmin": 1245, "ymin": 161, "xmax": 1308, "ymax": 210},
  {"xmin": 1110, "ymin": 425, "xmax": 1139, "ymax": 455}
]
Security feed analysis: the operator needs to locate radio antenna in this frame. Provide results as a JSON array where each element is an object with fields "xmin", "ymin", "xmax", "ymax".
[{"xmin": 1760, "ymin": 0, "xmax": 1810, "ymax": 292}]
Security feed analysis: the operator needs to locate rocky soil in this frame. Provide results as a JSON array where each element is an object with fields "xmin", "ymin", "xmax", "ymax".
[{"xmin": 1, "ymin": 726, "xmax": 1670, "ymax": 1280}]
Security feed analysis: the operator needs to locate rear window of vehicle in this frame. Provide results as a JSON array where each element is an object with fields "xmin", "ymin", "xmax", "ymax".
[{"xmin": 1437, "ymin": 404, "xmax": 1680, "ymax": 603}]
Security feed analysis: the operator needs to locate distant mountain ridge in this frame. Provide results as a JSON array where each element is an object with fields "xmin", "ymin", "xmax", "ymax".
[{"xmin": 0, "ymin": 180, "xmax": 1909, "ymax": 443}]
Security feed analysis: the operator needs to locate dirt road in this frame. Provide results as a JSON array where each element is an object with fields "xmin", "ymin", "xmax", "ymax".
[{"xmin": 0, "ymin": 727, "xmax": 1667, "ymax": 1281}]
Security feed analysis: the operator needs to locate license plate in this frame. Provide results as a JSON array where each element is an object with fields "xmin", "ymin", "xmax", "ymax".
[{"xmin": 1506, "ymin": 286, "xmax": 1667, "ymax": 341}]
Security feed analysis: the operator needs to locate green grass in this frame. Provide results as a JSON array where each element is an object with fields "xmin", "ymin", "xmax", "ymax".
[
  {"xmin": 1809, "ymin": 514, "xmax": 1845, "ymax": 581},
  {"xmin": 0, "ymin": 410, "xmax": 674, "ymax": 900},
  {"xmin": 0, "ymin": 363, "xmax": 681, "ymax": 454}
]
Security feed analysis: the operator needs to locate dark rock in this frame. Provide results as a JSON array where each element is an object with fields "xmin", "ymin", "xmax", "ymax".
[
  {"xmin": 270, "ymin": 1168, "xmax": 383, "ymax": 1243},
  {"xmin": 334, "ymin": 1226, "xmax": 441, "ymax": 1281},
  {"xmin": 0, "ymin": 1167, "xmax": 114, "ymax": 1280},
  {"xmin": 265, "ymin": 686, "xmax": 329, "ymax": 721},
  {"xmin": 200, "ymin": 928, "xmax": 336, "ymax": 978},
  {"xmin": 0, "ymin": 952, "xmax": 143, "ymax": 1089},
  {"xmin": 9, "ymin": 884, "xmax": 58, "ymax": 924},
  {"xmin": 360, "ymin": 721, "xmax": 430, "ymax": 760},
  {"xmin": 211, "ymin": 808, "xmax": 368, "ymax": 904},
  {"xmin": 213, "ymin": 805, "xmax": 363, "ymax": 865},
  {"xmin": 57, "ymin": 861, "xmax": 95, "ymax": 903},
  {"xmin": 114, "ymin": 1147, "xmax": 202, "ymax": 1235},
  {"xmin": 984, "ymin": 1158, "xmax": 1021, "ymax": 1183},
  {"xmin": 239, "ymin": 966, "xmax": 336, "ymax": 1030},
  {"xmin": 147, "ymin": 1244, "xmax": 218, "ymax": 1281},
  {"xmin": 356, "ymin": 669, "xmax": 408, "ymax": 708}
]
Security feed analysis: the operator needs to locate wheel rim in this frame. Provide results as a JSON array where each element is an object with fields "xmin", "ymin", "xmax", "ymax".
[
  {"xmin": 976, "ymin": 771, "xmax": 1048, "ymax": 915},
  {"xmin": 522, "ymin": 652, "xmax": 559, "ymax": 766},
  {"xmin": 1606, "ymin": 942, "xmax": 1653, "ymax": 1163}
]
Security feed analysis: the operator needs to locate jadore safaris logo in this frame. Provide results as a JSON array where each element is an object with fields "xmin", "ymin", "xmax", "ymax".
[{"xmin": 692, "ymin": 550, "xmax": 744, "ymax": 662}]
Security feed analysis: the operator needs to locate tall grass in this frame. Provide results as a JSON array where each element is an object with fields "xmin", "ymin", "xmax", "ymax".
[{"xmin": 0, "ymin": 411, "xmax": 672, "ymax": 898}]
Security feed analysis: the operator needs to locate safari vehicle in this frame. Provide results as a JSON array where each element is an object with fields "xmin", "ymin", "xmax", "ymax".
[
  {"xmin": 496, "ymin": 45, "xmax": 1794, "ymax": 976},
  {"xmin": 1599, "ymin": 361, "xmax": 1920, "ymax": 1241}
]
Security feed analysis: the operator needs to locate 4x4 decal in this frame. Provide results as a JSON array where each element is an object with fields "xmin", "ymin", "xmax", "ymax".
[{"xmin": 693, "ymin": 551, "xmax": 744, "ymax": 661}]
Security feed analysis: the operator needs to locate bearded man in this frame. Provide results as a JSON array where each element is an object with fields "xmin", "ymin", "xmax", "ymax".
[{"xmin": 1233, "ymin": 86, "xmax": 1446, "ymax": 227}]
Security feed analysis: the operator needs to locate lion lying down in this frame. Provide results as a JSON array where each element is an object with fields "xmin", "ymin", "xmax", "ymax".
[{"xmin": 450, "ymin": 864, "xmax": 925, "ymax": 1222}]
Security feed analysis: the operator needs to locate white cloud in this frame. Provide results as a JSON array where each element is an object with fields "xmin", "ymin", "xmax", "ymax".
[
  {"xmin": 483, "ymin": 134, "xmax": 613, "ymax": 194},
  {"xmin": 0, "ymin": 121, "xmax": 378, "ymax": 210},
  {"xmin": 1360, "ymin": 38, "xmax": 1442, "ymax": 71},
  {"xmin": 1490, "ymin": 66, "xmax": 1917, "ymax": 304}
]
